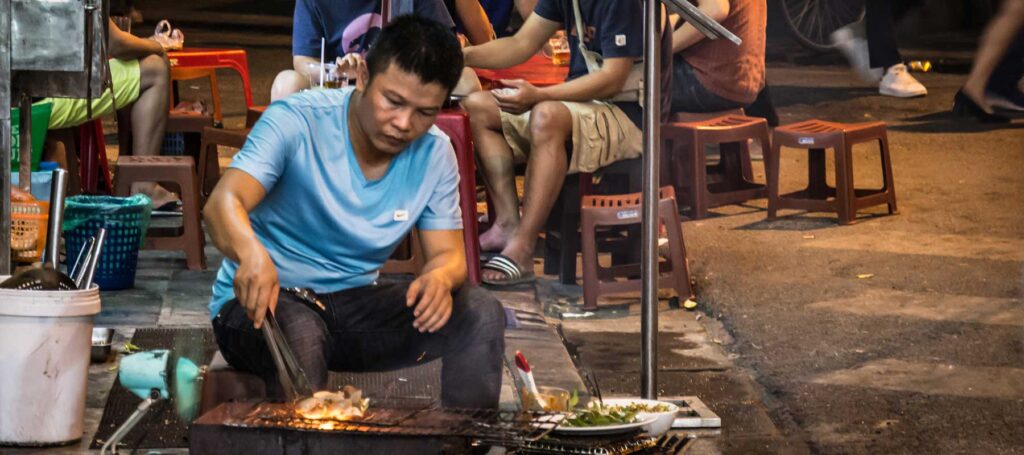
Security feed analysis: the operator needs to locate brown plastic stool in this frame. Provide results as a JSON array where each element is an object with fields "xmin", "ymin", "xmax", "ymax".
[
  {"xmin": 767, "ymin": 119, "xmax": 897, "ymax": 225},
  {"xmin": 381, "ymin": 229, "xmax": 424, "ymax": 276},
  {"xmin": 113, "ymin": 156, "xmax": 207, "ymax": 270},
  {"xmin": 199, "ymin": 126, "xmax": 250, "ymax": 199},
  {"xmin": 580, "ymin": 186, "xmax": 693, "ymax": 310},
  {"xmin": 246, "ymin": 105, "xmax": 267, "ymax": 128},
  {"xmin": 662, "ymin": 113, "xmax": 770, "ymax": 219}
]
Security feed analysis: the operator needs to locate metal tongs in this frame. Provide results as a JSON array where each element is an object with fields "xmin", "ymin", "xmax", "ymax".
[{"xmin": 261, "ymin": 311, "xmax": 313, "ymax": 401}]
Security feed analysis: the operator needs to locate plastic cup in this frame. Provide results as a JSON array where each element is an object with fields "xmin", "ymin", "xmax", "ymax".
[
  {"xmin": 522, "ymin": 385, "xmax": 570, "ymax": 412},
  {"xmin": 306, "ymin": 62, "xmax": 348, "ymax": 90}
]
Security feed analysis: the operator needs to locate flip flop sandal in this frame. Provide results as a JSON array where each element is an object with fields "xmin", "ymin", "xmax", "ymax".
[
  {"xmin": 151, "ymin": 200, "xmax": 183, "ymax": 217},
  {"xmin": 481, "ymin": 254, "xmax": 535, "ymax": 286},
  {"xmin": 479, "ymin": 250, "xmax": 501, "ymax": 263}
]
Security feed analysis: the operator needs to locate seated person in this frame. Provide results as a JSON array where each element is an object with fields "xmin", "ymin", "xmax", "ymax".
[
  {"xmin": 271, "ymin": 0, "xmax": 480, "ymax": 100},
  {"xmin": 669, "ymin": 0, "xmax": 766, "ymax": 114},
  {"xmin": 204, "ymin": 16, "xmax": 506, "ymax": 408},
  {"xmin": 462, "ymin": 0, "xmax": 671, "ymax": 286},
  {"xmin": 513, "ymin": 0, "xmax": 538, "ymax": 22},
  {"xmin": 444, "ymin": 0, "xmax": 496, "ymax": 43},
  {"xmin": 40, "ymin": 18, "xmax": 174, "ymax": 207}
]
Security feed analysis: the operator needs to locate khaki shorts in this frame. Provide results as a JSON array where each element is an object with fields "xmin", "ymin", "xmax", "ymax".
[
  {"xmin": 499, "ymin": 101, "xmax": 643, "ymax": 174},
  {"xmin": 43, "ymin": 58, "xmax": 142, "ymax": 130}
]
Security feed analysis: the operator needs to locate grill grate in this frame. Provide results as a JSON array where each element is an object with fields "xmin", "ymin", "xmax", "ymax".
[
  {"xmin": 230, "ymin": 402, "xmax": 563, "ymax": 445},
  {"xmin": 513, "ymin": 435, "xmax": 657, "ymax": 454}
]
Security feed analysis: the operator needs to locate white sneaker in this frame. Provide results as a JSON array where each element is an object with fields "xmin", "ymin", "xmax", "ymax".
[
  {"xmin": 879, "ymin": 64, "xmax": 927, "ymax": 98},
  {"xmin": 830, "ymin": 24, "xmax": 883, "ymax": 82}
]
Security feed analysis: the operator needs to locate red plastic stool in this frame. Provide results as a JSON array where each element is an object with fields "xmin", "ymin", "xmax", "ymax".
[
  {"xmin": 75, "ymin": 119, "xmax": 113, "ymax": 194},
  {"xmin": 661, "ymin": 113, "xmax": 770, "ymax": 219},
  {"xmin": 580, "ymin": 186, "xmax": 692, "ymax": 310},
  {"xmin": 767, "ymin": 119, "xmax": 898, "ymax": 225},
  {"xmin": 113, "ymin": 156, "xmax": 206, "ymax": 270},
  {"xmin": 435, "ymin": 109, "xmax": 481, "ymax": 285}
]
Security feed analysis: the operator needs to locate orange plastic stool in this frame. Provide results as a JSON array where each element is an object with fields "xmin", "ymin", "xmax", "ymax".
[{"xmin": 170, "ymin": 67, "xmax": 224, "ymax": 124}]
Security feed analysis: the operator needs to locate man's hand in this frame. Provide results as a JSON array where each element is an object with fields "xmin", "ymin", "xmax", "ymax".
[
  {"xmin": 492, "ymin": 79, "xmax": 544, "ymax": 114},
  {"xmin": 406, "ymin": 271, "xmax": 455, "ymax": 333},
  {"xmin": 335, "ymin": 53, "xmax": 366, "ymax": 76},
  {"xmin": 233, "ymin": 247, "xmax": 280, "ymax": 329}
]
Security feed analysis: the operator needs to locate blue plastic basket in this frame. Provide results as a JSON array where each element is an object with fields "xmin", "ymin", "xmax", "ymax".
[
  {"xmin": 63, "ymin": 195, "xmax": 152, "ymax": 290},
  {"xmin": 162, "ymin": 132, "xmax": 186, "ymax": 156}
]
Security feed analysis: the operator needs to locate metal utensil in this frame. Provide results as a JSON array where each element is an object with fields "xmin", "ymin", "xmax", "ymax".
[
  {"xmin": 71, "ymin": 237, "xmax": 95, "ymax": 288},
  {"xmin": 79, "ymin": 227, "xmax": 106, "ymax": 290},
  {"xmin": 260, "ymin": 311, "xmax": 313, "ymax": 401},
  {"xmin": 43, "ymin": 169, "xmax": 68, "ymax": 268}
]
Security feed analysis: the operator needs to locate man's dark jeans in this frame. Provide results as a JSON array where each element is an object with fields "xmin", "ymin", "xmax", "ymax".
[
  {"xmin": 212, "ymin": 281, "xmax": 506, "ymax": 409},
  {"xmin": 671, "ymin": 55, "xmax": 747, "ymax": 114}
]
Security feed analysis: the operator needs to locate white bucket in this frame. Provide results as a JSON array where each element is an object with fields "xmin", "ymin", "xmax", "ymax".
[{"xmin": 0, "ymin": 279, "xmax": 101, "ymax": 446}]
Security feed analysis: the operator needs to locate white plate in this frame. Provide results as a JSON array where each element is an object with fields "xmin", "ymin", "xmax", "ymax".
[{"xmin": 551, "ymin": 414, "xmax": 659, "ymax": 435}]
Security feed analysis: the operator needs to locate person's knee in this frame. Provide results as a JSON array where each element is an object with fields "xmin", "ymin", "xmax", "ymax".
[
  {"xmin": 454, "ymin": 286, "xmax": 506, "ymax": 339},
  {"xmin": 463, "ymin": 90, "xmax": 497, "ymax": 116},
  {"xmin": 463, "ymin": 90, "xmax": 503, "ymax": 131},
  {"xmin": 139, "ymin": 54, "xmax": 170, "ymax": 90},
  {"xmin": 528, "ymin": 101, "xmax": 570, "ymax": 143},
  {"xmin": 452, "ymin": 67, "xmax": 482, "ymax": 96},
  {"xmin": 271, "ymin": 70, "xmax": 309, "ymax": 101}
]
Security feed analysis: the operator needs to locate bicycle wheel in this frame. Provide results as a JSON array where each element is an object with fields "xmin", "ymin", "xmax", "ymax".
[{"xmin": 780, "ymin": 0, "xmax": 865, "ymax": 52}]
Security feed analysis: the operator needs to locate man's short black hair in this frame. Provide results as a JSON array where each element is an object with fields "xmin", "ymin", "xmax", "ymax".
[{"xmin": 366, "ymin": 15, "xmax": 465, "ymax": 94}]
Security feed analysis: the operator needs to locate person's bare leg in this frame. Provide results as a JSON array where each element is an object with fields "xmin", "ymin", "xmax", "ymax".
[
  {"xmin": 452, "ymin": 67, "xmax": 482, "ymax": 97},
  {"xmin": 962, "ymin": 0, "xmax": 1024, "ymax": 112},
  {"xmin": 132, "ymin": 53, "xmax": 169, "ymax": 156},
  {"xmin": 129, "ymin": 53, "xmax": 178, "ymax": 207},
  {"xmin": 464, "ymin": 91, "xmax": 520, "ymax": 252},
  {"xmin": 271, "ymin": 70, "xmax": 311, "ymax": 101},
  {"xmin": 484, "ymin": 101, "xmax": 571, "ymax": 282}
]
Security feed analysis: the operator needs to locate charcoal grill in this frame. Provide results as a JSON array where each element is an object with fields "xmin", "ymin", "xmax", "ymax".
[{"xmin": 191, "ymin": 401, "xmax": 563, "ymax": 454}]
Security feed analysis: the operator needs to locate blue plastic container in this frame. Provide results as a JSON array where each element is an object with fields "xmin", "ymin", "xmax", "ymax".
[{"xmin": 63, "ymin": 195, "xmax": 153, "ymax": 290}]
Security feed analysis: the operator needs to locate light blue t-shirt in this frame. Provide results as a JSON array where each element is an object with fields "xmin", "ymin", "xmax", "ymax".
[{"xmin": 209, "ymin": 88, "xmax": 462, "ymax": 318}]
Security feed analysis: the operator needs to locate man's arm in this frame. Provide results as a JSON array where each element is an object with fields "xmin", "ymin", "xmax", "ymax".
[
  {"xmin": 292, "ymin": 55, "xmax": 320, "ymax": 75},
  {"xmin": 463, "ymin": 13, "xmax": 561, "ymax": 69},
  {"xmin": 454, "ymin": 0, "xmax": 496, "ymax": 45},
  {"xmin": 514, "ymin": 0, "xmax": 537, "ymax": 20},
  {"xmin": 492, "ymin": 57, "xmax": 634, "ymax": 114},
  {"xmin": 406, "ymin": 229, "xmax": 467, "ymax": 333},
  {"xmin": 204, "ymin": 169, "xmax": 279, "ymax": 328},
  {"xmin": 671, "ymin": 0, "xmax": 729, "ymax": 54},
  {"xmin": 106, "ymin": 18, "xmax": 164, "ymax": 60}
]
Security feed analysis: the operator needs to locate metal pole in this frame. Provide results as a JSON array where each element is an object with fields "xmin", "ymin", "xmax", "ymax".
[
  {"xmin": 640, "ymin": 0, "xmax": 662, "ymax": 400},
  {"xmin": 18, "ymin": 94, "xmax": 30, "ymax": 192},
  {"xmin": 1, "ymin": 0, "xmax": 12, "ymax": 274}
]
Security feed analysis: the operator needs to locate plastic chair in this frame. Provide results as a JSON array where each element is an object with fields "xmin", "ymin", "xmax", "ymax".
[
  {"xmin": 113, "ymin": 156, "xmax": 206, "ymax": 270},
  {"xmin": 580, "ymin": 186, "xmax": 693, "ymax": 310},
  {"xmin": 767, "ymin": 119, "xmax": 897, "ymax": 225},
  {"xmin": 662, "ymin": 112, "xmax": 770, "ymax": 219}
]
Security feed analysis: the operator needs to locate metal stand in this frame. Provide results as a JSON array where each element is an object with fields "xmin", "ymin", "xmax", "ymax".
[
  {"xmin": 2, "ymin": 0, "xmax": 12, "ymax": 273},
  {"xmin": 640, "ymin": 0, "xmax": 662, "ymax": 400},
  {"xmin": 0, "ymin": 0, "xmax": 109, "ymax": 275},
  {"xmin": 100, "ymin": 390, "xmax": 161, "ymax": 455},
  {"xmin": 640, "ymin": 0, "xmax": 741, "ymax": 399}
]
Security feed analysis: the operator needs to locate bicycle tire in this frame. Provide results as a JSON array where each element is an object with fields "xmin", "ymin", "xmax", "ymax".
[{"xmin": 780, "ymin": 0, "xmax": 865, "ymax": 52}]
